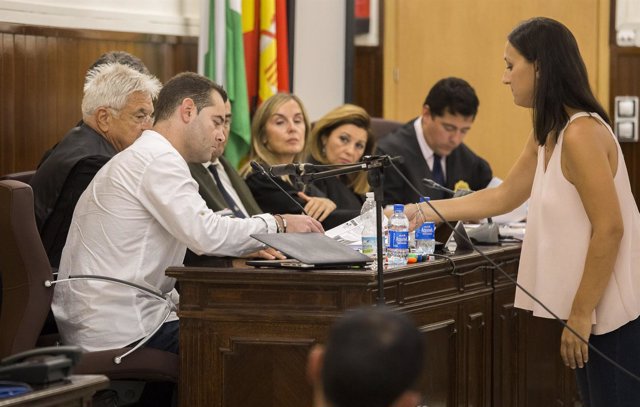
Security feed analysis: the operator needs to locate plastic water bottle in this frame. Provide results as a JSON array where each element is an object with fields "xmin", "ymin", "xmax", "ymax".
[
  {"xmin": 360, "ymin": 192, "xmax": 377, "ymax": 258},
  {"xmin": 388, "ymin": 204, "xmax": 409, "ymax": 266},
  {"xmin": 415, "ymin": 197, "xmax": 436, "ymax": 256}
]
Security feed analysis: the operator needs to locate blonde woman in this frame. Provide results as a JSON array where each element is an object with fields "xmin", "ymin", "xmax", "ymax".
[
  {"xmin": 243, "ymin": 94, "xmax": 352, "ymax": 228},
  {"xmin": 307, "ymin": 104, "xmax": 374, "ymax": 211}
]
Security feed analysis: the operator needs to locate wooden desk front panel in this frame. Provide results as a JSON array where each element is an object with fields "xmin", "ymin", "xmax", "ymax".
[
  {"xmin": 175, "ymin": 269, "xmax": 376, "ymax": 407},
  {"xmin": 169, "ymin": 247, "xmax": 513, "ymax": 407}
]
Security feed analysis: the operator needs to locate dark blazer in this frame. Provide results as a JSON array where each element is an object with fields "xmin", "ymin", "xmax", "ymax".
[
  {"xmin": 307, "ymin": 158, "xmax": 365, "ymax": 212},
  {"xmin": 244, "ymin": 170, "xmax": 357, "ymax": 229},
  {"xmin": 30, "ymin": 123, "xmax": 117, "ymax": 267},
  {"xmin": 375, "ymin": 119, "xmax": 492, "ymax": 205},
  {"xmin": 188, "ymin": 156, "xmax": 262, "ymax": 216},
  {"xmin": 184, "ymin": 156, "xmax": 263, "ymax": 267}
]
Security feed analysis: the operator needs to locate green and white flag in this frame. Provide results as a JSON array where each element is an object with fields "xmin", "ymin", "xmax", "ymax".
[{"xmin": 199, "ymin": 0, "xmax": 251, "ymax": 168}]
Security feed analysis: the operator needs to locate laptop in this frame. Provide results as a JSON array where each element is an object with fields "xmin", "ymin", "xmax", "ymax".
[{"xmin": 248, "ymin": 233, "xmax": 373, "ymax": 269}]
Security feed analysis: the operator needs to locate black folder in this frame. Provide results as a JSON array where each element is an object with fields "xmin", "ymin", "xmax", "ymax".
[
  {"xmin": 249, "ymin": 233, "xmax": 372, "ymax": 269},
  {"xmin": 434, "ymin": 221, "xmax": 473, "ymax": 252}
]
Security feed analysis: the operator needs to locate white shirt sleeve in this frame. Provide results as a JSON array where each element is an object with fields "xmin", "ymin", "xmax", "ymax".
[{"xmin": 137, "ymin": 152, "xmax": 274, "ymax": 257}]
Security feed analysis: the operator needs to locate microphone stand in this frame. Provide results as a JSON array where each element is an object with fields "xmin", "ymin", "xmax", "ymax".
[{"xmin": 298, "ymin": 156, "xmax": 390, "ymax": 305}]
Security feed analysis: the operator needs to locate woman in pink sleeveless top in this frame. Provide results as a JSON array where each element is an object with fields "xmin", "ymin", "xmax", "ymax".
[{"xmin": 409, "ymin": 17, "xmax": 640, "ymax": 406}]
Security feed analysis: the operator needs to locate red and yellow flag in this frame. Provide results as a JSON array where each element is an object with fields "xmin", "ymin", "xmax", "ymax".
[{"xmin": 243, "ymin": 0, "xmax": 289, "ymax": 112}]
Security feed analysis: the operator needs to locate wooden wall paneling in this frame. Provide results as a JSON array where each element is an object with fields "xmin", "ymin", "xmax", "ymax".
[
  {"xmin": 1, "ymin": 32, "xmax": 16, "ymax": 174},
  {"xmin": 353, "ymin": 45, "xmax": 384, "ymax": 118},
  {"xmin": 44, "ymin": 35, "xmax": 58, "ymax": 161},
  {"xmin": 13, "ymin": 32, "xmax": 27, "ymax": 173},
  {"xmin": 352, "ymin": 0, "xmax": 384, "ymax": 118},
  {"xmin": 0, "ymin": 23, "xmax": 198, "ymax": 175}
]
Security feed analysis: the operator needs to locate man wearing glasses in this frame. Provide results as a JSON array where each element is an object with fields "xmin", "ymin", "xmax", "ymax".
[
  {"xmin": 31, "ymin": 56, "xmax": 161, "ymax": 268},
  {"xmin": 375, "ymin": 77, "xmax": 492, "ymax": 204}
]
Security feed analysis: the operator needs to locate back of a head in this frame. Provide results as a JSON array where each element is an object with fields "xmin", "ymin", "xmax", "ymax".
[
  {"xmin": 424, "ymin": 77, "xmax": 479, "ymax": 118},
  {"xmin": 81, "ymin": 63, "xmax": 162, "ymax": 117},
  {"xmin": 87, "ymin": 50, "xmax": 150, "ymax": 77},
  {"xmin": 322, "ymin": 307, "xmax": 425, "ymax": 407}
]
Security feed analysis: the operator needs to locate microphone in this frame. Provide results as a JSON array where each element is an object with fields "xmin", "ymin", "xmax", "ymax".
[
  {"xmin": 423, "ymin": 178, "xmax": 472, "ymax": 197},
  {"xmin": 422, "ymin": 178, "xmax": 497, "ymax": 243},
  {"xmin": 250, "ymin": 161, "xmax": 309, "ymax": 216},
  {"xmin": 268, "ymin": 163, "xmax": 315, "ymax": 177},
  {"xmin": 423, "ymin": 178, "xmax": 455, "ymax": 195}
]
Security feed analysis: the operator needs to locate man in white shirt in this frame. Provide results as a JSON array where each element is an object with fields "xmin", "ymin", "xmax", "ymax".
[
  {"xmin": 52, "ymin": 72, "xmax": 322, "ymax": 354},
  {"xmin": 184, "ymin": 100, "xmax": 266, "ymax": 265}
]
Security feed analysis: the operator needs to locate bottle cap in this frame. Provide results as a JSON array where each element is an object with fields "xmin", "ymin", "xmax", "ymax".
[
  {"xmin": 365, "ymin": 192, "xmax": 374, "ymax": 199},
  {"xmin": 393, "ymin": 204, "xmax": 404, "ymax": 212}
]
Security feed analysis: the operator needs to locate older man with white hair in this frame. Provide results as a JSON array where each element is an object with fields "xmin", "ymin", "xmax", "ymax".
[{"xmin": 30, "ymin": 62, "xmax": 162, "ymax": 268}]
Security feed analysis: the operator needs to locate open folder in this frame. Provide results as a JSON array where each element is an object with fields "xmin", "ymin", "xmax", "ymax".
[{"xmin": 249, "ymin": 233, "xmax": 372, "ymax": 269}]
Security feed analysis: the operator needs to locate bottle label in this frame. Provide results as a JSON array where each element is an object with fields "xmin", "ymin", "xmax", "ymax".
[
  {"xmin": 415, "ymin": 222, "xmax": 435, "ymax": 240},
  {"xmin": 362, "ymin": 236, "xmax": 377, "ymax": 256},
  {"xmin": 388, "ymin": 230, "xmax": 409, "ymax": 249}
]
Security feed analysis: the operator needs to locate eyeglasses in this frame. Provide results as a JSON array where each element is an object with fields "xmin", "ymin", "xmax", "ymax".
[{"xmin": 109, "ymin": 108, "xmax": 153, "ymax": 125}]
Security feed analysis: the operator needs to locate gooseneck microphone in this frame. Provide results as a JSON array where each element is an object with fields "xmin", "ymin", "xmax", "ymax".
[
  {"xmin": 268, "ymin": 163, "xmax": 315, "ymax": 177},
  {"xmin": 423, "ymin": 177, "xmax": 497, "ymax": 241},
  {"xmin": 249, "ymin": 161, "xmax": 309, "ymax": 216},
  {"xmin": 423, "ymin": 178, "xmax": 472, "ymax": 197}
]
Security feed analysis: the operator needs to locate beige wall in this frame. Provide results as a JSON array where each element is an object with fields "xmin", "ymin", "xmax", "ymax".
[{"xmin": 384, "ymin": 0, "xmax": 610, "ymax": 179}]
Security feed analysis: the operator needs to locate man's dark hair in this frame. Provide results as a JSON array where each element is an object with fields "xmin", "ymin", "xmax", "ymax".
[
  {"xmin": 322, "ymin": 306, "xmax": 425, "ymax": 407},
  {"xmin": 87, "ymin": 51, "xmax": 150, "ymax": 76},
  {"xmin": 423, "ymin": 77, "xmax": 479, "ymax": 118},
  {"xmin": 153, "ymin": 72, "xmax": 228, "ymax": 123}
]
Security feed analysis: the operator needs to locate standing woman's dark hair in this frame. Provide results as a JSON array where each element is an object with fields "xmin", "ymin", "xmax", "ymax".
[{"xmin": 508, "ymin": 17, "xmax": 610, "ymax": 146}]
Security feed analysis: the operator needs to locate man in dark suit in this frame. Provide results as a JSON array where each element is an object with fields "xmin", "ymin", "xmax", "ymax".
[
  {"xmin": 375, "ymin": 77, "xmax": 492, "ymax": 205},
  {"xmin": 184, "ymin": 100, "xmax": 265, "ymax": 265}
]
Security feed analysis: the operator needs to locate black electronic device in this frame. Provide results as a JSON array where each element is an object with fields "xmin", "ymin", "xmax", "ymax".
[
  {"xmin": 434, "ymin": 221, "xmax": 473, "ymax": 253},
  {"xmin": 0, "ymin": 346, "xmax": 82, "ymax": 385}
]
